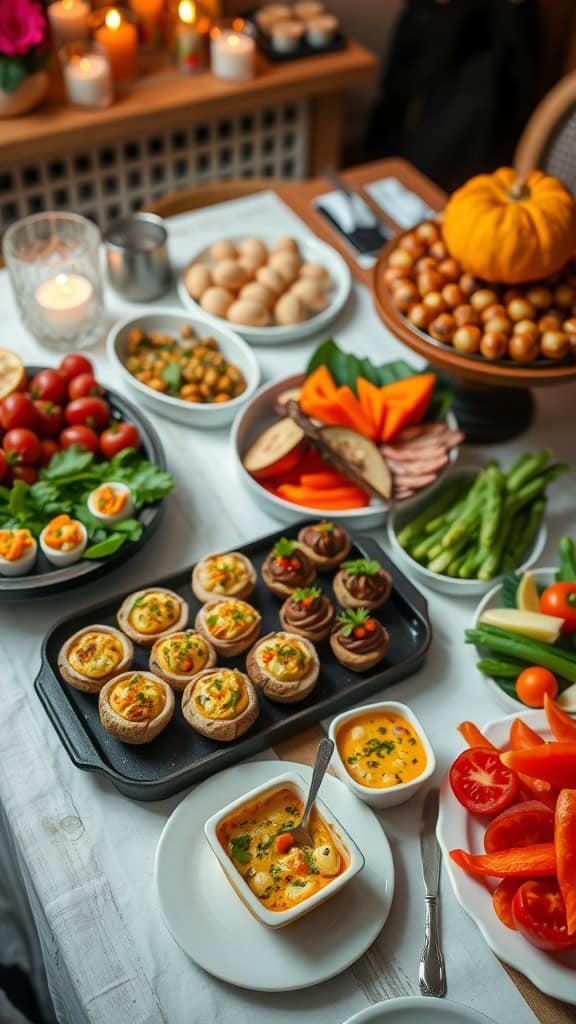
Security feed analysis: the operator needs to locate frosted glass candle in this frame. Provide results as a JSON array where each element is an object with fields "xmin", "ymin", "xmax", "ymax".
[
  {"xmin": 94, "ymin": 8, "xmax": 138, "ymax": 81},
  {"xmin": 210, "ymin": 20, "xmax": 255, "ymax": 81},
  {"xmin": 48, "ymin": 0, "xmax": 90, "ymax": 46},
  {"xmin": 62, "ymin": 45, "xmax": 114, "ymax": 109},
  {"xmin": 174, "ymin": 1, "xmax": 210, "ymax": 72},
  {"xmin": 35, "ymin": 274, "xmax": 95, "ymax": 329}
]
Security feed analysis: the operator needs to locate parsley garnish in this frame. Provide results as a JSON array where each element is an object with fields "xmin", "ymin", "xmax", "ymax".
[
  {"xmin": 336, "ymin": 607, "xmax": 372, "ymax": 637},
  {"xmin": 273, "ymin": 537, "xmax": 298, "ymax": 557},
  {"xmin": 230, "ymin": 834, "xmax": 251, "ymax": 865},
  {"xmin": 342, "ymin": 558, "xmax": 382, "ymax": 576}
]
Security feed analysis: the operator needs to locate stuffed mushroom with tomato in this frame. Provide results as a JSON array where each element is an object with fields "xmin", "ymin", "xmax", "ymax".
[
  {"xmin": 297, "ymin": 521, "xmax": 351, "ymax": 572},
  {"xmin": 58, "ymin": 624, "xmax": 134, "ymax": 693},
  {"xmin": 99, "ymin": 670, "xmax": 175, "ymax": 744},
  {"xmin": 117, "ymin": 588, "xmax": 189, "ymax": 646},
  {"xmin": 191, "ymin": 551, "xmax": 256, "ymax": 604},
  {"xmin": 149, "ymin": 630, "xmax": 217, "ymax": 691},
  {"xmin": 261, "ymin": 537, "xmax": 316, "ymax": 598},
  {"xmin": 330, "ymin": 608, "xmax": 389, "ymax": 672},
  {"xmin": 279, "ymin": 586, "xmax": 335, "ymax": 642},
  {"xmin": 182, "ymin": 667, "xmax": 259, "ymax": 740},
  {"xmin": 195, "ymin": 599, "xmax": 261, "ymax": 657},
  {"xmin": 246, "ymin": 631, "xmax": 319, "ymax": 702},
  {"xmin": 333, "ymin": 558, "xmax": 392, "ymax": 610}
]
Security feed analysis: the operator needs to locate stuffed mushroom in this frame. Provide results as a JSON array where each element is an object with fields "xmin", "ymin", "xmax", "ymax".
[
  {"xmin": 182, "ymin": 667, "xmax": 259, "ymax": 740},
  {"xmin": 99, "ymin": 671, "xmax": 175, "ymax": 744},
  {"xmin": 329, "ymin": 608, "xmax": 389, "ymax": 672},
  {"xmin": 58, "ymin": 624, "xmax": 134, "ymax": 693},
  {"xmin": 297, "ymin": 521, "xmax": 351, "ymax": 571},
  {"xmin": 261, "ymin": 537, "xmax": 316, "ymax": 598},
  {"xmin": 333, "ymin": 558, "xmax": 392, "ymax": 610},
  {"xmin": 195, "ymin": 599, "xmax": 261, "ymax": 657},
  {"xmin": 149, "ymin": 630, "xmax": 217, "ymax": 691},
  {"xmin": 246, "ymin": 631, "xmax": 319, "ymax": 703},
  {"xmin": 191, "ymin": 551, "xmax": 256, "ymax": 604},
  {"xmin": 117, "ymin": 588, "xmax": 189, "ymax": 646},
  {"xmin": 279, "ymin": 586, "xmax": 335, "ymax": 642}
]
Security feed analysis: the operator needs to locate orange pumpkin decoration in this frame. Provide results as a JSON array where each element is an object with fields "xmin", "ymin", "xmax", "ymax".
[{"xmin": 442, "ymin": 168, "xmax": 576, "ymax": 284}]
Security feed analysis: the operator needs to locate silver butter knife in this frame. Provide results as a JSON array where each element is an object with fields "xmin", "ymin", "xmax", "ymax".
[{"xmin": 419, "ymin": 787, "xmax": 447, "ymax": 997}]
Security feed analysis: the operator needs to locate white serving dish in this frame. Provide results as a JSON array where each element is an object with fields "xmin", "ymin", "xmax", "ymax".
[
  {"xmin": 177, "ymin": 232, "xmax": 352, "ymax": 345},
  {"xmin": 204, "ymin": 769, "xmax": 364, "ymax": 929},
  {"xmin": 342, "ymin": 996, "xmax": 498, "ymax": 1024},
  {"xmin": 438, "ymin": 709, "xmax": 576, "ymax": 1005},
  {"xmin": 387, "ymin": 465, "xmax": 547, "ymax": 597},
  {"xmin": 231, "ymin": 373, "xmax": 461, "ymax": 531},
  {"xmin": 155, "ymin": 759, "xmax": 394, "ymax": 990},
  {"xmin": 107, "ymin": 309, "xmax": 261, "ymax": 428},
  {"xmin": 471, "ymin": 566, "xmax": 563, "ymax": 713},
  {"xmin": 328, "ymin": 700, "xmax": 435, "ymax": 808}
]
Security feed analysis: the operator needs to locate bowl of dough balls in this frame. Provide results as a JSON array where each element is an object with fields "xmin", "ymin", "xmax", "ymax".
[{"xmin": 177, "ymin": 232, "xmax": 352, "ymax": 344}]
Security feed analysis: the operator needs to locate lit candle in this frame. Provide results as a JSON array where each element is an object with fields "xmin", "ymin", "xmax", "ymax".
[
  {"xmin": 94, "ymin": 9, "xmax": 138, "ymax": 81},
  {"xmin": 210, "ymin": 21, "xmax": 255, "ymax": 81},
  {"xmin": 48, "ymin": 0, "xmax": 90, "ymax": 46},
  {"xmin": 63, "ymin": 52, "xmax": 114, "ymax": 109},
  {"xmin": 175, "ymin": 1, "xmax": 210, "ymax": 73},
  {"xmin": 35, "ymin": 274, "xmax": 94, "ymax": 329}
]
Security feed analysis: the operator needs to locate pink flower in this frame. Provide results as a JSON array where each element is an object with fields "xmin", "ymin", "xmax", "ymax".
[{"xmin": 0, "ymin": 0, "xmax": 46, "ymax": 56}]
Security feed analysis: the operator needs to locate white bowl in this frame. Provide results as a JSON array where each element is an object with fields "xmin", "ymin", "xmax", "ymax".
[
  {"xmin": 231, "ymin": 373, "xmax": 461, "ymax": 532},
  {"xmin": 387, "ymin": 465, "xmax": 547, "ymax": 598},
  {"xmin": 39, "ymin": 520, "xmax": 87, "ymax": 567},
  {"xmin": 107, "ymin": 309, "xmax": 261, "ymax": 428},
  {"xmin": 328, "ymin": 700, "xmax": 435, "ymax": 809},
  {"xmin": 204, "ymin": 769, "xmax": 364, "ymax": 929},
  {"xmin": 177, "ymin": 233, "xmax": 352, "ymax": 345},
  {"xmin": 471, "ymin": 566, "xmax": 559, "ymax": 713}
]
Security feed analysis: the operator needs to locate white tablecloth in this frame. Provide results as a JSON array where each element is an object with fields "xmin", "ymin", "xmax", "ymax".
[{"xmin": 1, "ymin": 192, "xmax": 575, "ymax": 1024}]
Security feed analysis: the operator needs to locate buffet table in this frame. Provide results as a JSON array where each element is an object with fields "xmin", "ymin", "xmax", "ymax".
[{"xmin": 1, "ymin": 174, "xmax": 576, "ymax": 1024}]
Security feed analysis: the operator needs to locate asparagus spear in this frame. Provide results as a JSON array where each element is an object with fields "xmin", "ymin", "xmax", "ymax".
[
  {"xmin": 397, "ymin": 481, "xmax": 465, "ymax": 548},
  {"xmin": 480, "ymin": 465, "xmax": 505, "ymax": 549},
  {"xmin": 505, "ymin": 449, "xmax": 552, "ymax": 493}
]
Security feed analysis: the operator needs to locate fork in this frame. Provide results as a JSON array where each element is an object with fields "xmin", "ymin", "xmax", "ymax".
[{"xmin": 282, "ymin": 738, "xmax": 334, "ymax": 848}]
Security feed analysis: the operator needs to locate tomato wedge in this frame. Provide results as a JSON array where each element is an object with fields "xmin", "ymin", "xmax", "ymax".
[
  {"xmin": 484, "ymin": 800, "xmax": 554, "ymax": 853},
  {"xmin": 544, "ymin": 693, "xmax": 576, "ymax": 743},
  {"xmin": 501, "ymin": 744, "xmax": 576, "ymax": 789},
  {"xmin": 493, "ymin": 878, "xmax": 521, "ymax": 930},
  {"xmin": 449, "ymin": 747, "xmax": 520, "ymax": 816},
  {"xmin": 512, "ymin": 879, "xmax": 576, "ymax": 951}
]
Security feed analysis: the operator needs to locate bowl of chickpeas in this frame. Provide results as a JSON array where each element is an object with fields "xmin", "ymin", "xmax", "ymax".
[{"xmin": 107, "ymin": 310, "xmax": 261, "ymax": 428}]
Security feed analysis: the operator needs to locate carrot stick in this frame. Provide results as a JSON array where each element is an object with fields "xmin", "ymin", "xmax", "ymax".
[
  {"xmin": 334, "ymin": 385, "xmax": 378, "ymax": 439},
  {"xmin": 299, "ymin": 472, "xmax": 350, "ymax": 489},
  {"xmin": 458, "ymin": 721, "xmax": 498, "ymax": 750},
  {"xmin": 555, "ymin": 790, "xmax": 576, "ymax": 933}
]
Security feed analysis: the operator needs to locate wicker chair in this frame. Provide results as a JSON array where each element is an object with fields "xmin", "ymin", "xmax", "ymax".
[
  {"xmin": 515, "ymin": 70, "xmax": 576, "ymax": 191},
  {"xmin": 142, "ymin": 177, "xmax": 290, "ymax": 218}
]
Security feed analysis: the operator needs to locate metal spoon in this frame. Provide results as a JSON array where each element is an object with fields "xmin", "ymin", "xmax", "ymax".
[{"xmin": 283, "ymin": 738, "xmax": 334, "ymax": 848}]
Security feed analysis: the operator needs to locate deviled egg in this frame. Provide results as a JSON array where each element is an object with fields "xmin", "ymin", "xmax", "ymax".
[
  {"xmin": 88, "ymin": 482, "xmax": 133, "ymax": 525},
  {"xmin": 0, "ymin": 528, "xmax": 37, "ymax": 577},
  {"xmin": 39, "ymin": 515, "xmax": 87, "ymax": 567}
]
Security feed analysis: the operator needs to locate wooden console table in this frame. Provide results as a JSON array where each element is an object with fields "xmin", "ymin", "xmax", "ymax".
[{"xmin": 0, "ymin": 42, "xmax": 376, "ymax": 232}]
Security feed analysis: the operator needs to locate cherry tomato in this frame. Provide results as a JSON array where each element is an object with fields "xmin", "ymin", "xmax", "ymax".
[
  {"xmin": 493, "ymin": 879, "xmax": 521, "ymax": 930},
  {"xmin": 3, "ymin": 427, "xmax": 41, "ymax": 465},
  {"xmin": 68, "ymin": 373, "xmax": 104, "ymax": 401},
  {"xmin": 512, "ymin": 880, "xmax": 576, "ymax": 951},
  {"xmin": 29, "ymin": 368, "xmax": 67, "ymax": 404},
  {"xmin": 60, "ymin": 424, "xmax": 99, "ymax": 453},
  {"xmin": 449, "ymin": 746, "xmax": 520, "ymax": 816},
  {"xmin": 37, "ymin": 438, "xmax": 61, "ymax": 467},
  {"xmin": 0, "ymin": 449, "xmax": 6, "ymax": 483},
  {"xmin": 540, "ymin": 582, "xmax": 576, "ymax": 634},
  {"xmin": 1, "ymin": 392, "xmax": 37, "ymax": 430},
  {"xmin": 65, "ymin": 396, "xmax": 110, "ymax": 432},
  {"xmin": 9, "ymin": 464, "xmax": 38, "ymax": 485},
  {"xmin": 33, "ymin": 400, "xmax": 64, "ymax": 438},
  {"xmin": 516, "ymin": 666, "xmax": 558, "ymax": 708},
  {"xmin": 99, "ymin": 420, "xmax": 141, "ymax": 458},
  {"xmin": 59, "ymin": 353, "xmax": 93, "ymax": 381},
  {"xmin": 484, "ymin": 800, "xmax": 555, "ymax": 854}
]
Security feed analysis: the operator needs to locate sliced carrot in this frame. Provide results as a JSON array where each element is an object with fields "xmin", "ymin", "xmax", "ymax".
[
  {"xmin": 510, "ymin": 718, "xmax": 545, "ymax": 749},
  {"xmin": 458, "ymin": 721, "xmax": 498, "ymax": 750},
  {"xmin": 333, "ymin": 385, "xmax": 377, "ymax": 439},
  {"xmin": 378, "ymin": 373, "xmax": 436, "ymax": 441},
  {"xmin": 545, "ymin": 693, "xmax": 576, "ymax": 743},
  {"xmin": 357, "ymin": 377, "xmax": 385, "ymax": 439},
  {"xmin": 251, "ymin": 443, "xmax": 307, "ymax": 481},
  {"xmin": 380, "ymin": 404, "xmax": 414, "ymax": 442},
  {"xmin": 276, "ymin": 482, "xmax": 369, "ymax": 509},
  {"xmin": 275, "ymin": 832, "xmax": 294, "ymax": 854},
  {"xmin": 301, "ymin": 364, "xmax": 338, "ymax": 401},
  {"xmin": 299, "ymin": 471, "xmax": 350, "ymax": 489}
]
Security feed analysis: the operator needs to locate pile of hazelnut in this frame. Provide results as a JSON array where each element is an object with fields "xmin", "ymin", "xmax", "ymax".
[{"xmin": 383, "ymin": 221, "xmax": 576, "ymax": 363}]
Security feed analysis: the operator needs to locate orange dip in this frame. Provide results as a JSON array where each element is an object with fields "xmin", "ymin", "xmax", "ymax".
[
  {"xmin": 337, "ymin": 709, "xmax": 427, "ymax": 789},
  {"xmin": 0, "ymin": 528, "xmax": 33, "ymax": 561}
]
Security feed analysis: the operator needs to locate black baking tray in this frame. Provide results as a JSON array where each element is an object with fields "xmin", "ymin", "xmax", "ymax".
[
  {"xmin": 0, "ymin": 367, "xmax": 166, "ymax": 601},
  {"xmin": 247, "ymin": 13, "xmax": 347, "ymax": 63},
  {"xmin": 35, "ymin": 523, "xmax": 431, "ymax": 801}
]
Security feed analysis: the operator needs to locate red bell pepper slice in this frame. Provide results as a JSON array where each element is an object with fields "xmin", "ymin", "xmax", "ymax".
[
  {"xmin": 458, "ymin": 721, "xmax": 497, "ymax": 750},
  {"xmin": 501, "ymin": 744, "xmax": 576, "ymax": 789},
  {"xmin": 544, "ymin": 693, "xmax": 576, "ymax": 743},
  {"xmin": 555, "ymin": 789, "xmax": 576, "ymax": 935},
  {"xmin": 450, "ymin": 843, "xmax": 556, "ymax": 878},
  {"xmin": 508, "ymin": 717, "xmax": 559, "ymax": 809}
]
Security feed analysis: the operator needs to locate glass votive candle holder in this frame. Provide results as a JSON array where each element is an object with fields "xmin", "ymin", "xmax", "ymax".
[
  {"xmin": 90, "ymin": 6, "xmax": 138, "ymax": 83},
  {"xmin": 104, "ymin": 214, "xmax": 171, "ymax": 301},
  {"xmin": 167, "ymin": 0, "xmax": 211, "ymax": 73},
  {"xmin": 48, "ymin": 0, "xmax": 91, "ymax": 48},
  {"xmin": 60, "ymin": 41, "xmax": 114, "ymax": 109},
  {"xmin": 210, "ymin": 18, "xmax": 256, "ymax": 82},
  {"xmin": 2, "ymin": 213, "xmax": 105, "ymax": 353}
]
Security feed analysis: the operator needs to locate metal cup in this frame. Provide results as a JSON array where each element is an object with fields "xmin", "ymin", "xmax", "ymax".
[{"xmin": 104, "ymin": 213, "xmax": 171, "ymax": 301}]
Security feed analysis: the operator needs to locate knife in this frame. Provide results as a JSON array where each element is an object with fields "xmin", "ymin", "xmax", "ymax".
[
  {"xmin": 323, "ymin": 167, "xmax": 383, "ymax": 230},
  {"xmin": 419, "ymin": 787, "xmax": 447, "ymax": 997}
]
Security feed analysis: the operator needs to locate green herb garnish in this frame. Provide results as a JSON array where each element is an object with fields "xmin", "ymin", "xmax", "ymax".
[
  {"xmin": 292, "ymin": 586, "xmax": 322, "ymax": 603},
  {"xmin": 336, "ymin": 607, "xmax": 372, "ymax": 637},
  {"xmin": 230, "ymin": 834, "xmax": 251, "ymax": 865},
  {"xmin": 273, "ymin": 537, "xmax": 299, "ymax": 558},
  {"xmin": 342, "ymin": 558, "xmax": 382, "ymax": 576}
]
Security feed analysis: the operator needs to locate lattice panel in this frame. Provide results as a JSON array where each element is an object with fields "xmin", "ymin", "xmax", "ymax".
[{"xmin": 0, "ymin": 100, "xmax": 309, "ymax": 232}]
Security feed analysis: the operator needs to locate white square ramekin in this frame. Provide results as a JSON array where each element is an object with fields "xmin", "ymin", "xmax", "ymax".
[
  {"xmin": 328, "ymin": 700, "xmax": 436, "ymax": 809},
  {"xmin": 204, "ymin": 770, "xmax": 364, "ymax": 928}
]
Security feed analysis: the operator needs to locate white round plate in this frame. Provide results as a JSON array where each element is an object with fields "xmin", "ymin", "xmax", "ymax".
[
  {"xmin": 177, "ymin": 233, "xmax": 352, "ymax": 345},
  {"xmin": 154, "ymin": 759, "xmax": 395, "ymax": 991},
  {"xmin": 438, "ymin": 709, "xmax": 576, "ymax": 1006},
  {"xmin": 107, "ymin": 308, "xmax": 260, "ymax": 428},
  {"xmin": 343, "ymin": 996, "xmax": 498, "ymax": 1024}
]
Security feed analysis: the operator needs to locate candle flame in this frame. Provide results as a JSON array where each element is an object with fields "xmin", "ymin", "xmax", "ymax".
[
  {"xmin": 105, "ymin": 9, "xmax": 122, "ymax": 30},
  {"xmin": 79, "ymin": 57, "xmax": 91, "ymax": 71},
  {"xmin": 178, "ymin": 0, "xmax": 196, "ymax": 23},
  {"xmin": 62, "ymin": 0, "xmax": 74, "ymax": 10},
  {"xmin": 55, "ymin": 274, "xmax": 69, "ymax": 287},
  {"xmin": 228, "ymin": 34, "xmax": 239, "ymax": 47}
]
